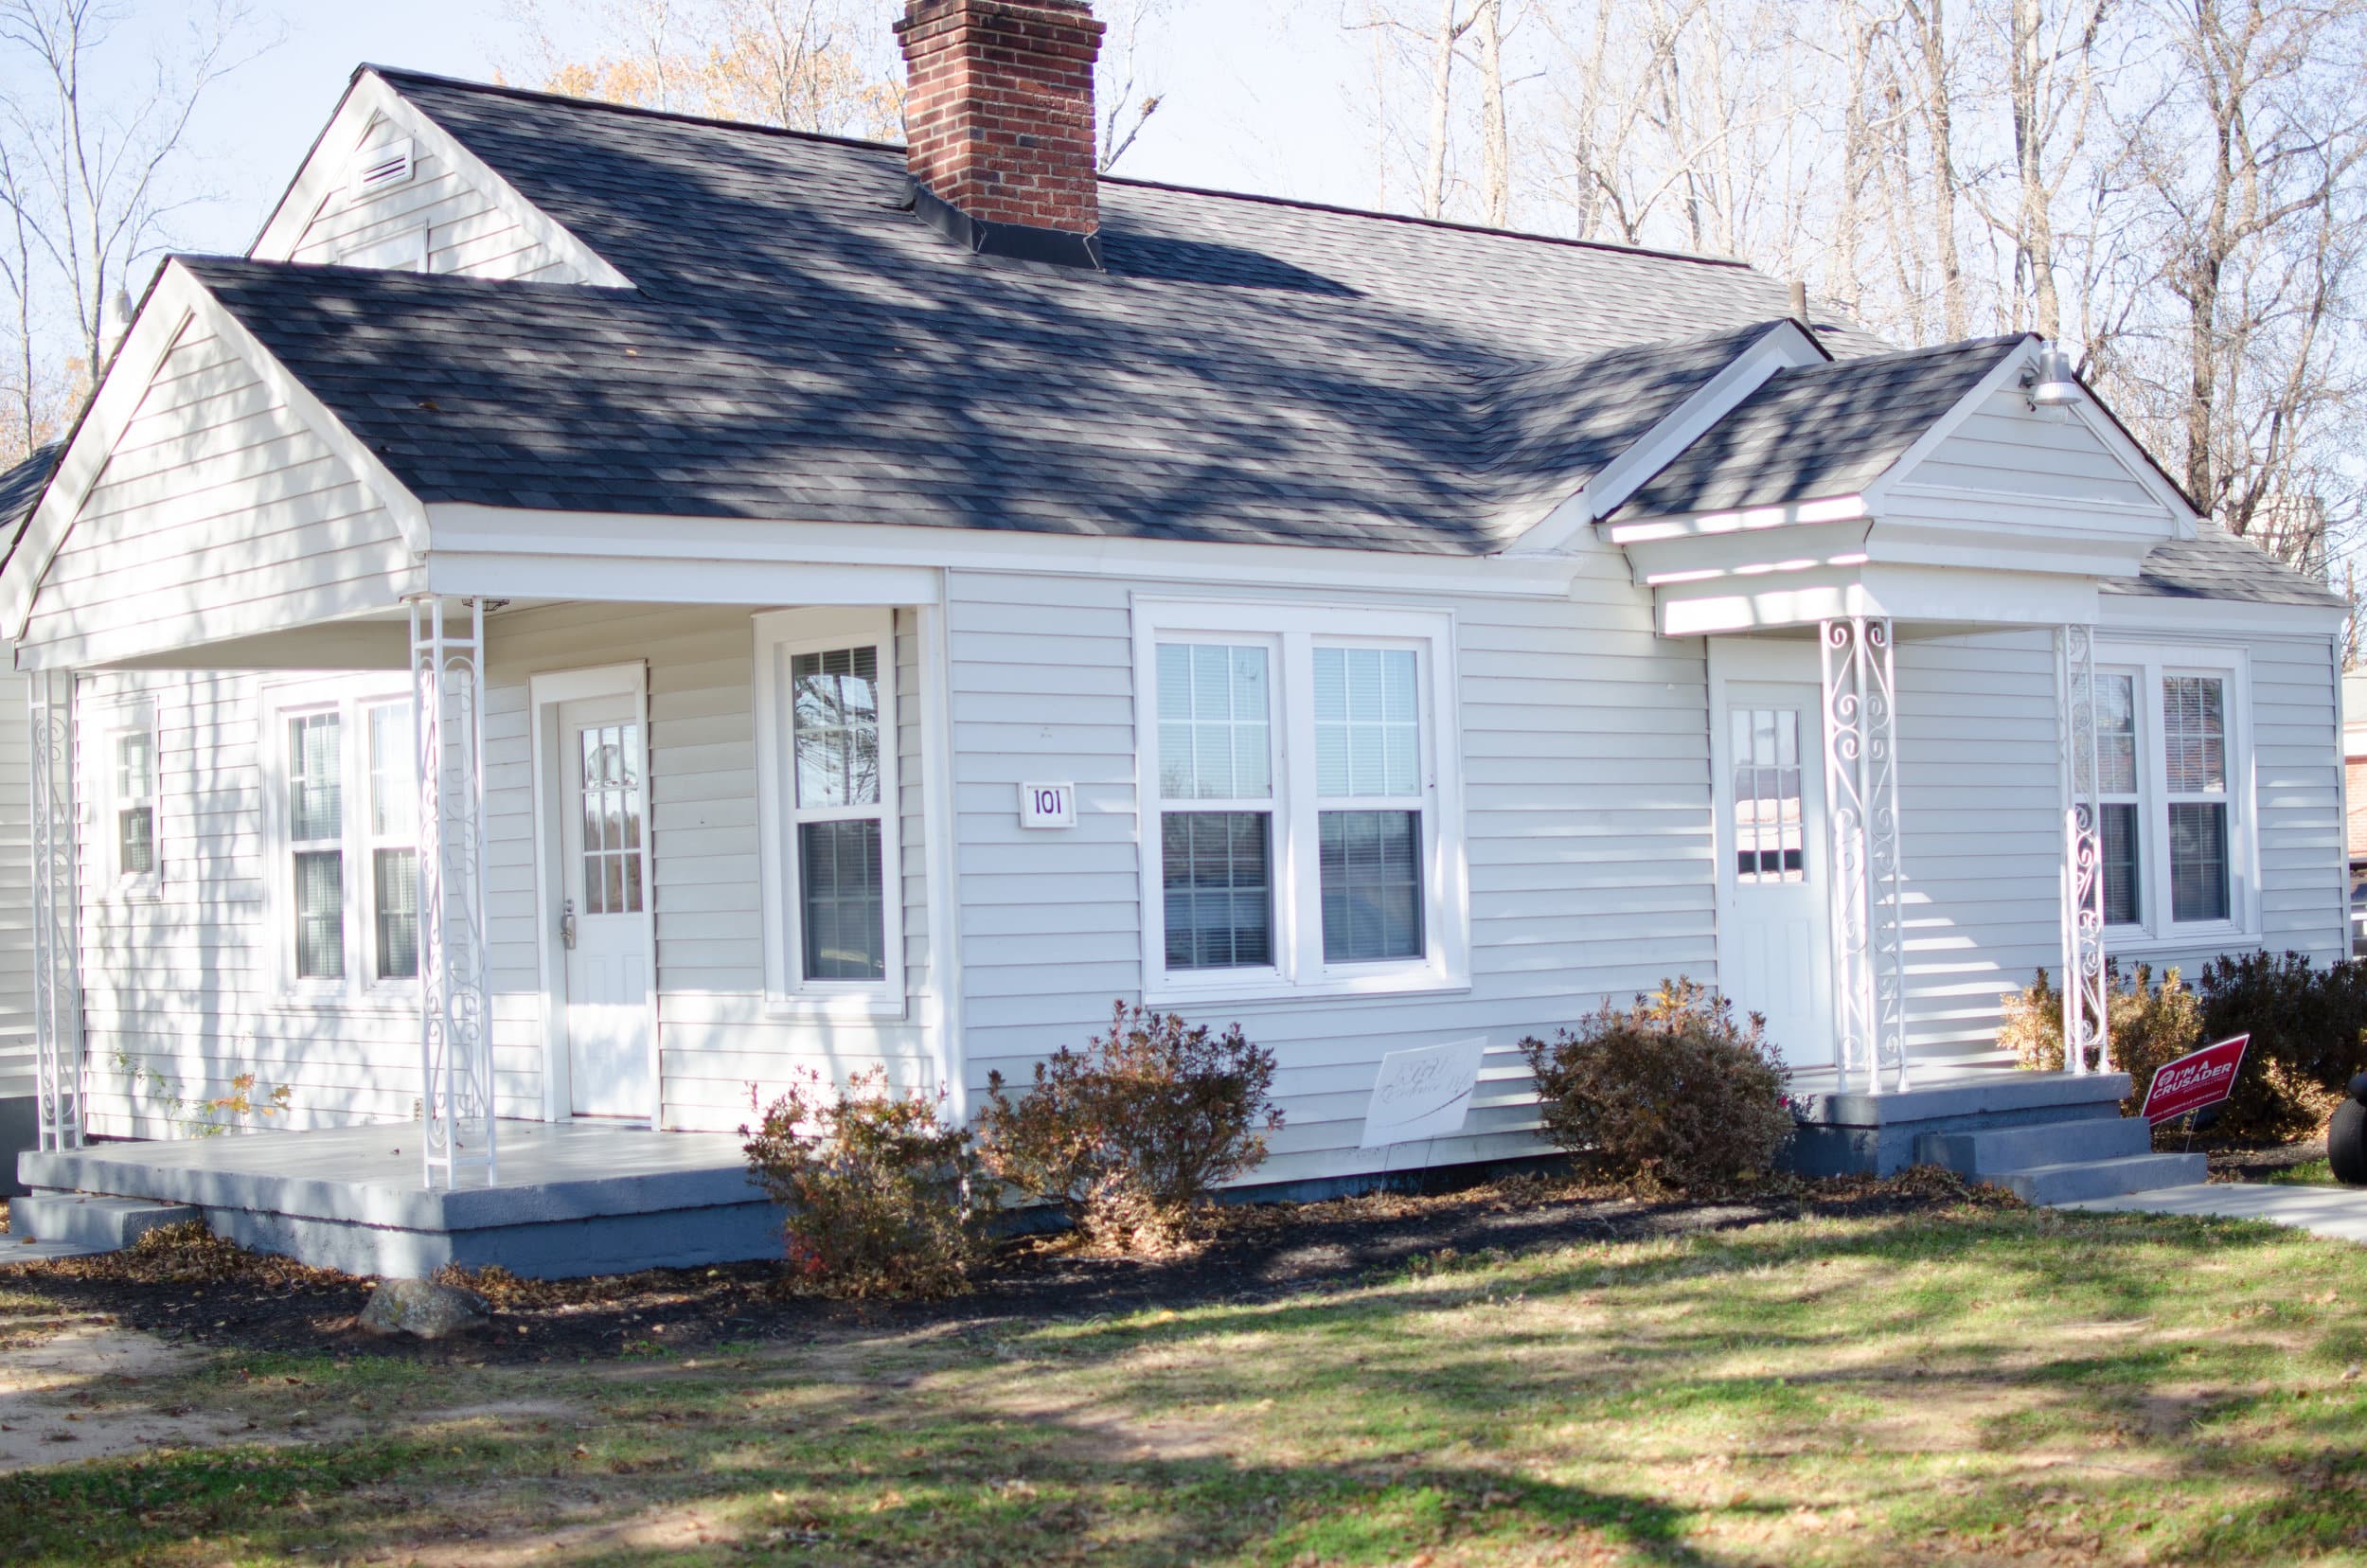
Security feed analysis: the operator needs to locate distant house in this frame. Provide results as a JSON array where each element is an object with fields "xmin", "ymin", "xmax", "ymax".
[{"xmin": 1, "ymin": 0, "xmax": 2348, "ymax": 1269}]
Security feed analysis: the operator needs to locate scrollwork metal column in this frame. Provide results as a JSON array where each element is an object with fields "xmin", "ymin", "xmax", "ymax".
[
  {"xmin": 1822, "ymin": 618, "xmax": 1908, "ymax": 1094},
  {"xmin": 2056, "ymin": 625, "xmax": 2110, "ymax": 1075},
  {"xmin": 27, "ymin": 668, "xmax": 80, "ymax": 1151},
  {"xmin": 412, "ymin": 597, "xmax": 495, "ymax": 1187}
]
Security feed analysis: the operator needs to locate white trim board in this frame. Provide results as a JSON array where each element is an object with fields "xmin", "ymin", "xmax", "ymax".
[
  {"xmin": 526, "ymin": 660, "xmax": 661, "ymax": 1127},
  {"xmin": 423, "ymin": 505, "xmax": 1585, "ymax": 601},
  {"xmin": 1508, "ymin": 318, "xmax": 1829, "ymax": 557}
]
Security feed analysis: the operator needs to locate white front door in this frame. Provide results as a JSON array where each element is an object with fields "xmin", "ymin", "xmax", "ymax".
[
  {"xmin": 554, "ymin": 694, "xmax": 654, "ymax": 1119},
  {"xmin": 1713, "ymin": 666, "xmax": 1835, "ymax": 1069}
]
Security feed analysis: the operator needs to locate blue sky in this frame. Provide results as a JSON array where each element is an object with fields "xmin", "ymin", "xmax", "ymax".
[{"xmin": 124, "ymin": 0, "xmax": 1379, "ymax": 260}]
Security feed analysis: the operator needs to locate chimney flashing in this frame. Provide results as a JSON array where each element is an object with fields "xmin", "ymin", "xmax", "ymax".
[{"xmin": 909, "ymin": 177, "xmax": 1104, "ymax": 270}]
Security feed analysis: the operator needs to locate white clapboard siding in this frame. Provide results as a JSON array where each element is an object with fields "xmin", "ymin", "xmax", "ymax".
[
  {"xmin": 1891, "ymin": 626, "xmax": 2345, "ymax": 1059},
  {"xmin": 18, "ymin": 320, "xmax": 420, "ymax": 668},
  {"xmin": 77, "ymin": 603, "xmax": 935, "ymax": 1141},
  {"xmin": 943, "ymin": 560, "xmax": 1719, "ymax": 1189},
  {"xmin": 480, "ymin": 603, "xmax": 932, "ymax": 1132},
  {"xmin": 0, "ymin": 669, "xmax": 30, "ymax": 1098},
  {"xmin": 288, "ymin": 110, "xmax": 587, "ymax": 283},
  {"xmin": 1884, "ymin": 389, "xmax": 2171, "ymax": 522}
]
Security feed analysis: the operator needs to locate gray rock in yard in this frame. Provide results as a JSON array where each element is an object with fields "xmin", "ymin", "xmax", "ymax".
[{"xmin": 359, "ymin": 1278, "xmax": 489, "ymax": 1340}]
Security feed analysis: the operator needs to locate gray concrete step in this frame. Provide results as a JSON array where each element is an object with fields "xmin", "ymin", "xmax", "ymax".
[
  {"xmin": 0, "ymin": 1233, "xmax": 113, "ymax": 1265},
  {"xmin": 1917, "ymin": 1114, "xmax": 2154, "ymax": 1177},
  {"xmin": 2002, "ymin": 1152, "xmax": 2209, "ymax": 1205},
  {"xmin": 13, "ymin": 1191, "xmax": 200, "ymax": 1251}
]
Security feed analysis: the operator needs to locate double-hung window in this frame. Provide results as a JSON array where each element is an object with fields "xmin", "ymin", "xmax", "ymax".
[
  {"xmin": 2093, "ymin": 646, "xmax": 2249, "ymax": 941},
  {"xmin": 1137, "ymin": 600, "xmax": 1465, "ymax": 1001},
  {"xmin": 755, "ymin": 609, "xmax": 904, "ymax": 1015},
  {"xmin": 94, "ymin": 698, "xmax": 161, "ymax": 898},
  {"xmin": 269, "ymin": 684, "xmax": 420, "ymax": 998}
]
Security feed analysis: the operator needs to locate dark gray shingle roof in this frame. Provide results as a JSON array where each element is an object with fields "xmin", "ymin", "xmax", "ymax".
[
  {"xmin": 180, "ymin": 70, "xmax": 1890, "ymax": 557},
  {"xmin": 1612, "ymin": 337, "xmax": 2024, "ymax": 521},
  {"xmin": 0, "ymin": 442, "xmax": 60, "ymax": 568},
  {"xmin": 2110, "ymin": 526, "xmax": 2348, "ymax": 608}
]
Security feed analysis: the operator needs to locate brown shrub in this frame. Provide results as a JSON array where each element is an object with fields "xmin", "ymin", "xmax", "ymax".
[
  {"xmin": 976, "ymin": 1000, "xmax": 1282, "ymax": 1253},
  {"xmin": 1518, "ymin": 978, "xmax": 1794, "ymax": 1193},
  {"xmin": 739, "ymin": 1068, "xmax": 996, "ymax": 1299},
  {"xmin": 1997, "ymin": 962, "xmax": 2334, "ymax": 1141}
]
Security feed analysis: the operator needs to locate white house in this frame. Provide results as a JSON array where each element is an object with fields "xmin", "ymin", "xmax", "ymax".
[{"xmin": 3, "ymin": 0, "xmax": 2348, "ymax": 1270}]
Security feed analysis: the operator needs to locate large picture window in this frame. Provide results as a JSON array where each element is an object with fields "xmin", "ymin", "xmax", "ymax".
[
  {"xmin": 1135, "ymin": 600, "xmax": 1466, "ymax": 1003},
  {"xmin": 267, "ymin": 684, "xmax": 418, "ymax": 998},
  {"xmin": 2094, "ymin": 648, "xmax": 2249, "ymax": 940},
  {"xmin": 755, "ymin": 609, "xmax": 904, "ymax": 1014}
]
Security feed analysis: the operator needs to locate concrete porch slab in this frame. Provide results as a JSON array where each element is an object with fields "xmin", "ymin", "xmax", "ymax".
[{"xmin": 16, "ymin": 1121, "xmax": 785, "ymax": 1279}]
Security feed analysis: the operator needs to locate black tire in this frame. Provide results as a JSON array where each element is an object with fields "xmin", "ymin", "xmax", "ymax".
[{"xmin": 2331, "ymin": 1096, "xmax": 2367, "ymax": 1186}]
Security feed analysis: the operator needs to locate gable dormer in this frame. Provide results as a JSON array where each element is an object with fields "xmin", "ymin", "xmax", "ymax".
[{"xmin": 249, "ymin": 68, "xmax": 631, "ymax": 288}]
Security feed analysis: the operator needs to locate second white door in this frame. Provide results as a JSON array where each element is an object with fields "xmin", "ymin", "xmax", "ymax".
[
  {"xmin": 1714, "ymin": 673, "xmax": 1835, "ymax": 1069},
  {"xmin": 554, "ymin": 693, "xmax": 654, "ymax": 1119}
]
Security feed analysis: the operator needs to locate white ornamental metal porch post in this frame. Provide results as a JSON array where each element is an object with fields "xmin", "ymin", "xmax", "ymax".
[
  {"xmin": 2056, "ymin": 625, "xmax": 2110, "ymax": 1074},
  {"xmin": 411, "ymin": 597, "xmax": 496, "ymax": 1187},
  {"xmin": 27, "ymin": 668, "xmax": 80, "ymax": 1151},
  {"xmin": 1820, "ymin": 618, "xmax": 1909, "ymax": 1094}
]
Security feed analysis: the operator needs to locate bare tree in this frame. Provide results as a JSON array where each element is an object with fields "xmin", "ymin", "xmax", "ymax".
[
  {"xmin": 507, "ymin": 0, "xmax": 901, "ymax": 141},
  {"xmin": 0, "ymin": 0, "xmax": 259, "ymax": 463},
  {"xmin": 1095, "ymin": 0, "xmax": 1166, "ymax": 171},
  {"xmin": 1475, "ymin": 0, "xmax": 1511, "ymax": 223}
]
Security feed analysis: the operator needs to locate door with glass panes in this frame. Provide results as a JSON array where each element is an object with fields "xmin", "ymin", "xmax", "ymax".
[
  {"xmin": 553, "ymin": 694, "xmax": 653, "ymax": 1118},
  {"xmin": 1712, "ymin": 669, "xmax": 1835, "ymax": 1069}
]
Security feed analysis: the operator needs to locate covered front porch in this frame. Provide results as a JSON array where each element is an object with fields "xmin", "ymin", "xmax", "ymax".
[{"xmin": 14, "ymin": 1119, "xmax": 775, "ymax": 1278}]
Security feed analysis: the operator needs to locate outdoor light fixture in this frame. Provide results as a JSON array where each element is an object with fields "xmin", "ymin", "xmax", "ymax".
[{"xmin": 2024, "ymin": 343, "xmax": 2084, "ymax": 414}]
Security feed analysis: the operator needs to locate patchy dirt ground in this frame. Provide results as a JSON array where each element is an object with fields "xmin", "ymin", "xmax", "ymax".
[
  {"xmin": 0, "ymin": 1168, "xmax": 2012, "ymax": 1367},
  {"xmin": 2209, "ymin": 1136, "xmax": 2331, "ymax": 1182}
]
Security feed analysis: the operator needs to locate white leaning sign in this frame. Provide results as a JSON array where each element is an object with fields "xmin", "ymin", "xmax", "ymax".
[
  {"xmin": 1360, "ymin": 1037, "xmax": 1487, "ymax": 1149},
  {"xmin": 1019, "ymin": 782, "xmax": 1076, "ymax": 829}
]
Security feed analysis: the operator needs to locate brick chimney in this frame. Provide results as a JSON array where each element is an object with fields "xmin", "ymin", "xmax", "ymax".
[{"xmin": 896, "ymin": 0, "xmax": 1106, "ymax": 267}]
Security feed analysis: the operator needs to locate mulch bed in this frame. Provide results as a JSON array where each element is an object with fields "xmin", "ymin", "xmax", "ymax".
[{"xmin": 0, "ymin": 1167, "xmax": 2014, "ymax": 1365}]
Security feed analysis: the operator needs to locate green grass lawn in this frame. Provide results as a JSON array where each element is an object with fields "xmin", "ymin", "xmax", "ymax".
[
  {"xmin": 8, "ymin": 1203, "xmax": 2367, "ymax": 1565},
  {"xmin": 2265, "ymin": 1159, "xmax": 2339, "ymax": 1187}
]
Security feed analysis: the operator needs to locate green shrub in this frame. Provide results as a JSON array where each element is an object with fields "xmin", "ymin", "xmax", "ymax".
[
  {"xmin": 976, "ymin": 1001, "xmax": 1282, "ymax": 1253},
  {"xmin": 739, "ymin": 1068, "xmax": 996, "ymax": 1299},
  {"xmin": 1517, "ymin": 978, "xmax": 1794, "ymax": 1192}
]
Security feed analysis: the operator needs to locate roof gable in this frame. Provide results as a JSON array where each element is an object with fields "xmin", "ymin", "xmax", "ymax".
[{"xmin": 250, "ymin": 69, "xmax": 630, "ymax": 287}]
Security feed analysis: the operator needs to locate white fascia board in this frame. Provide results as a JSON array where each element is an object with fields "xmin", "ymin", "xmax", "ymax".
[
  {"xmin": 0, "ymin": 259, "xmax": 431, "ymax": 645},
  {"xmin": 89, "ymin": 620, "xmax": 414, "ymax": 672},
  {"xmin": 1860, "ymin": 335, "xmax": 2200, "ymax": 539},
  {"xmin": 248, "ymin": 69, "xmax": 633, "ymax": 290},
  {"xmin": 1622, "ymin": 519, "xmax": 1872, "ymax": 587},
  {"xmin": 1656, "ymin": 562, "xmax": 2104, "ymax": 637},
  {"xmin": 1600, "ymin": 493, "xmax": 1870, "ymax": 546},
  {"xmin": 422, "ymin": 503, "xmax": 1586, "ymax": 600},
  {"xmin": 2097, "ymin": 591, "xmax": 2350, "ymax": 637},
  {"xmin": 1509, "ymin": 319, "xmax": 1826, "ymax": 557}
]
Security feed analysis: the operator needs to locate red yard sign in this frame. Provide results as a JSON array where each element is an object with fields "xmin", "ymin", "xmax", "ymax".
[{"xmin": 2140, "ymin": 1035, "xmax": 2250, "ymax": 1125}]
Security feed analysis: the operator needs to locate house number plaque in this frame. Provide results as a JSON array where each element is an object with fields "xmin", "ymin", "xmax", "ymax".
[{"xmin": 1019, "ymin": 782, "xmax": 1076, "ymax": 829}]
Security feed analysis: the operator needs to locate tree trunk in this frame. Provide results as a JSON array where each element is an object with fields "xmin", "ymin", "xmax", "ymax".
[
  {"xmin": 1423, "ymin": 0, "xmax": 1462, "ymax": 219},
  {"xmin": 1477, "ymin": 0, "xmax": 1509, "ymax": 226},
  {"xmin": 1906, "ymin": 0, "xmax": 1966, "ymax": 339},
  {"xmin": 2009, "ymin": 0, "xmax": 2062, "ymax": 339}
]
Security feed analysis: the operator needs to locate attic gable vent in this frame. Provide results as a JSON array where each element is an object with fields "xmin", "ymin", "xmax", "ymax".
[{"xmin": 348, "ymin": 136, "xmax": 415, "ymax": 197}]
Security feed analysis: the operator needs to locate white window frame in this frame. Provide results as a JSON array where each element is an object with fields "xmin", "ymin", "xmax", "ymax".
[
  {"xmin": 89, "ymin": 695, "xmax": 161, "ymax": 900},
  {"xmin": 2094, "ymin": 641, "xmax": 2256, "ymax": 948},
  {"xmin": 754, "ymin": 607, "xmax": 906, "ymax": 1019},
  {"xmin": 1132, "ymin": 597, "xmax": 1468, "ymax": 1006},
  {"xmin": 260, "ymin": 676, "xmax": 421, "ymax": 1007}
]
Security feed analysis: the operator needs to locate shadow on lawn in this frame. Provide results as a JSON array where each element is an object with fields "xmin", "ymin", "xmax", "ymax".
[{"xmin": 4, "ymin": 1208, "xmax": 2365, "ymax": 1564}]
